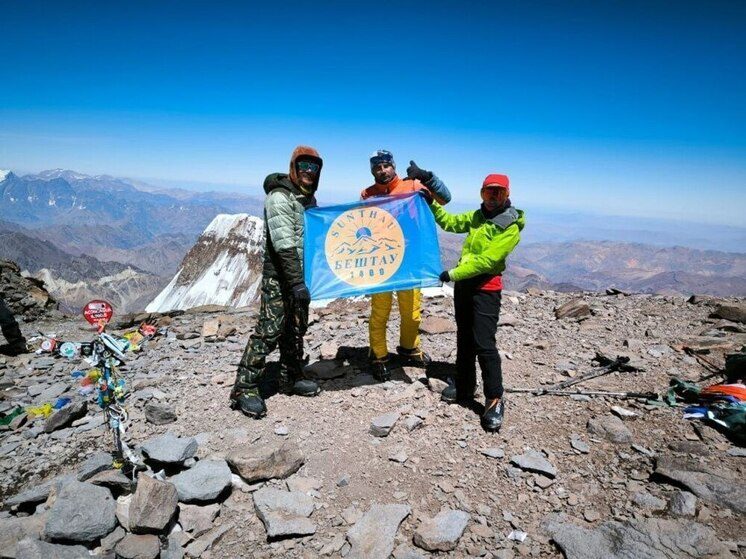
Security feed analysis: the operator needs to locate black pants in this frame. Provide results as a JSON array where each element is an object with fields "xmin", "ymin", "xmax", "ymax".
[
  {"xmin": 454, "ymin": 281, "xmax": 503, "ymax": 400},
  {"xmin": 0, "ymin": 297, "xmax": 25, "ymax": 346}
]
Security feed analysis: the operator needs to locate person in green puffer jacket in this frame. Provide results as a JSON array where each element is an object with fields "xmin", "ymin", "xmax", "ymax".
[
  {"xmin": 427, "ymin": 172, "xmax": 525, "ymax": 432},
  {"xmin": 230, "ymin": 146, "xmax": 324, "ymax": 419}
]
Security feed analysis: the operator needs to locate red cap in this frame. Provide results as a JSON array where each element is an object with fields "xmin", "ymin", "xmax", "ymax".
[{"xmin": 482, "ymin": 173, "xmax": 509, "ymax": 196}]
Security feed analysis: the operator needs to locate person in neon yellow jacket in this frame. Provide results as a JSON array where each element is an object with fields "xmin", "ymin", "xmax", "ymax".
[{"xmin": 428, "ymin": 173, "xmax": 525, "ymax": 432}]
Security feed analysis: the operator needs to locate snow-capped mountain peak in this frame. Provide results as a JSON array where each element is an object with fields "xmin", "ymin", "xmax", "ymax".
[
  {"xmin": 0, "ymin": 170, "xmax": 11, "ymax": 182},
  {"xmin": 146, "ymin": 214, "xmax": 266, "ymax": 312}
]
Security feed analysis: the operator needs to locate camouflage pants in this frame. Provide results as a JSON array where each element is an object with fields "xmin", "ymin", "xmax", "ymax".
[{"xmin": 232, "ymin": 276, "xmax": 309, "ymax": 395}]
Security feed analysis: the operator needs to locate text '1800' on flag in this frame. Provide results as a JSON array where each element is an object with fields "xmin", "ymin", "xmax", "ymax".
[{"xmin": 304, "ymin": 192, "xmax": 442, "ymax": 300}]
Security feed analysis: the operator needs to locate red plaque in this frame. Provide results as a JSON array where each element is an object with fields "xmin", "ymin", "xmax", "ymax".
[{"xmin": 83, "ymin": 300, "xmax": 114, "ymax": 326}]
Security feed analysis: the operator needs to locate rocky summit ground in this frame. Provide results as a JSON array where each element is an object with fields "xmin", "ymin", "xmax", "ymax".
[{"xmin": 1, "ymin": 291, "xmax": 745, "ymax": 558}]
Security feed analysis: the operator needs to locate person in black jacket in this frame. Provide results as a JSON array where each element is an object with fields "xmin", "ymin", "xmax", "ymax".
[{"xmin": 0, "ymin": 297, "xmax": 27, "ymax": 356}]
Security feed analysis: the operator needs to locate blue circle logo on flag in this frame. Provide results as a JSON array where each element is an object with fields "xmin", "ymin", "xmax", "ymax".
[{"xmin": 325, "ymin": 206, "xmax": 405, "ymax": 286}]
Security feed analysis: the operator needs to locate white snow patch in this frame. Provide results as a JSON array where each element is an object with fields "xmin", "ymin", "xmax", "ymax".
[{"xmin": 0, "ymin": 170, "xmax": 10, "ymax": 181}]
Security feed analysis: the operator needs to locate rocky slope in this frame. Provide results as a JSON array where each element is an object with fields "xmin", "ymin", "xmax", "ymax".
[
  {"xmin": 1, "ymin": 290, "xmax": 744, "ymax": 558},
  {"xmin": 0, "ymin": 260, "xmax": 58, "ymax": 321}
]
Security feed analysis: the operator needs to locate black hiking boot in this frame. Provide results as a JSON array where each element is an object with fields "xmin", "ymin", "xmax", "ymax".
[
  {"xmin": 291, "ymin": 379, "xmax": 321, "ymax": 397},
  {"xmin": 371, "ymin": 357, "xmax": 391, "ymax": 382},
  {"xmin": 230, "ymin": 388, "xmax": 267, "ymax": 419},
  {"xmin": 0, "ymin": 341, "xmax": 28, "ymax": 356},
  {"xmin": 396, "ymin": 346, "xmax": 431, "ymax": 367},
  {"xmin": 481, "ymin": 397, "xmax": 505, "ymax": 432},
  {"xmin": 441, "ymin": 383, "xmax": 476, "ymax": 404},
  {"xmin": 279, "ymin": 369, "xmax": 321, "ymax": 397}
]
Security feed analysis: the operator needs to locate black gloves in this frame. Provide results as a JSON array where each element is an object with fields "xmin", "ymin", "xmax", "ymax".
[
  {"xmin": 439, "ymin": 270, "xmax": 450, "ymax": 283},
  {"xmin": 406, "ymin": 160, "xmax": 433, "ymax": 184},
  {"xmin": 291, "ymin": 283, "xmax": 311, "ymax": 304}
]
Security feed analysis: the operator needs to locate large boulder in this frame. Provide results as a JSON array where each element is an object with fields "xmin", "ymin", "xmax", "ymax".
[
  {"xmin": 44, "ymin": 481, "xmax": 117, "ymax": 543},
  {"xmin": 227, "ymin": 440, "xmax": 304, "ymax": 483},
  {"xmin": 541, "ymin": 513, "xmax": 733, "ymax": 559},
  {"xmin": 654, "ymin": 455, "xmax": 746, "ymax": 515},
  {"xmin": 140, "ymin": 433, "xmax": 197, "ymax": 464},
  {"xmin": 128, "ymin": 474, "xmax": 178, "ymax": 533},
  {"xmin": 253, "ymin": 487, "xmax": 316, "ymax": 540},
  {"xmin": 171, "ymin": 459, "xmax": 232, "ymax": 503},
  {"xmin": 346, "ymin": 504, "xmax": 411, "ymax": 559},
  {"xmin": 413, "ymin": 509, "xmax": 470, "ymax": 552},
  {"xmin": 0, "ymin": 515, "xmax": 46, "ymax": 558}
]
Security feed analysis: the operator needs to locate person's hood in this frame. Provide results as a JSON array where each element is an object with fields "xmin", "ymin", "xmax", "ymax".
[
  {"xmin": 288, "ymin": 145, "xmax": 323, "ymax": 194},
  {"xmin": 483, "ymin": 205, "xmax": 525, "ymax": 231}
]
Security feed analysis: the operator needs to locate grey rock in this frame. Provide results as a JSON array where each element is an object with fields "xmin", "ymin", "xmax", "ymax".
[
  {"xmin": 144, "ymin": 401, "xmax": 177, "ymax": 425},
  {"xmin": 76, "ymin": 451, "xmax": 113, "ymax": 481},
  {"xmin": 178, "ymin": 503, "xmax": 219, "ymax": 537},
  {"xmin": 420, "ymin": 316, "xmax": 457, "ymax": 334},
  {"xmin": 37, "ymin": 382, "xmax": 69, "ymax": 402},
  {"xmin": 14, "ymin": 538, "xmax": 89, "ymax": 559},
  {"xmin": 346, "ymin": 504, "xmax": 411, "ymax": 559},
  {"xmin": 116, "ymin": 494, "xmax": 132, "ymax": 528},
  {"xmin": 510, "ymin": 449, "xmax": 557, "ymax": 478},
  {"xmin": 726, "ymin": 447, "xmax": 746, "ymax": 457},
  {"xmin": 6, "ymin": 475, "xmax": 75, "ymax": 509},
  {"xmin": 44, "ymin": 481, "xmax": 116, "ymax": 543},
  {"xmin": 403, "ymin": 416, "xmax": 423, "ymax": 432},
  {"xmin": 129, "ymin": 473, "xmax": 179, "ymax": 533},
  {"xmin": 480, "ymin": 447, "xmax": 505, "ymax": 459},
  {"xmin": 631, "ymin": 491, "xmax": 666, "ymax": 511},
  {"xmin": 712, "ymin": 303, "xmax": 746, "ymax": 323},
  {"xmin": 141, "ymin": 432, "xmax": 198, "ymax": 464},
  {"xmin": 413, "ymin": 508, "xmax": 470, "ymax": 552},
  {"xmin": 370, "ymin": 411, "xmax": 400, "ymax": 437},
  {"xmin": 667, "ymin": 490, "xmax": 697, "ymax": 517},
  {"xmin": 171, "ymin": 459, "xmax": 232, "ymax": 503},
  {"xmin": 555, "ymin": 298, "xmax": 591, "ymax": 320},
  {"xmin": 44, "ymin": 401, "xmax": 87, "ymax": 433},
  {"xmin": 393, "ymin": 544, "xmax": 428, "ymax": 559},
  {"xmin": 162, "ymin": 534, "xmax": 186, "ymax": 559},
  {"xmin": 541, "ymin": 513, "xmax": 732, "ymax": 559},
  {"xmin": 654, "ymin": 455, "xmax": 746, "ymax": 514},
  {"xmin": 587, "ymin": 415, "xmax": 633, "ymax": 444},
  {"xmin": 286, "ymin": 476, "xmax": 323, "ymax": 495},
  {"xmin": 610, "ymin": 405, "xmax": 637, "ymax": 419},
  {"xmin": 184, "ymin": 524, "xmax": 231, "ymax": 557},
  {"xmin": 570, "ymin": 437, "xmax": 590, "ymax": 454},
  {"xmin": 88, "ymin": 468, "xmax": 132, "ymax": 491},
  {"xmin": 0, "ymin": 515, "xmax": 46, "ymax": 558},
  {"xmin": 100, "ymin": 525, "xmax": 126, "ymax": 551},
  {"xmin": 253, "ymin": 487, "xmax": 316, "ymax": 539},
  {"xmin": 226, "ymin": 440, "xmax": 304, "ymax": 483},
  {"xmin": 114, "ymin": 533, "xmax": 160, "ymax": 559}
]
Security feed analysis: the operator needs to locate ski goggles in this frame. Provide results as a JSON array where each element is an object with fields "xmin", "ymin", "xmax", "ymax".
[
  {"xmin": 296, "ymin": 161, "xmax": 320, "ymax": 173},
  {"xmin": 369, "ymin": 150, "xmax": 394, "ymax": 168}
]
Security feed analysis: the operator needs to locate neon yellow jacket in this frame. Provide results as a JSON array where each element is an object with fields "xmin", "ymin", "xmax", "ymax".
[{"xmin": 430, "ymin": 203, "xmax": 525, "ymax": 282}]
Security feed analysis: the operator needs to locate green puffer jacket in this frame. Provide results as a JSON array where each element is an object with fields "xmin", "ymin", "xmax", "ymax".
[
  {"xmin": 262, "ymin": 173, "xmax": 316, "ymax": 286},
  {"xmin": 431, "ymin": 202, "xmax": 525, "ymax": 282}
]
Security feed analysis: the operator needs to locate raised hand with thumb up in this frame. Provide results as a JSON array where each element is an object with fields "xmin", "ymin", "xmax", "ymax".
[{"xmin": 406, "ymin": 160, "xmax": 433, "ymax": 184}]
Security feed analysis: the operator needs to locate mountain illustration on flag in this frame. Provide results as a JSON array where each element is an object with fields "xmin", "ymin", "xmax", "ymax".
[{"xmin": 333, "ymin": 227, "xmax": 401, "ymax": 255}]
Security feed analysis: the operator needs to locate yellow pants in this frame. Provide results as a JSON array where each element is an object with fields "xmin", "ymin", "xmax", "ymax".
[{"xmin": 369, "ymin": 288, "xmax": 422, "ymax": 359}]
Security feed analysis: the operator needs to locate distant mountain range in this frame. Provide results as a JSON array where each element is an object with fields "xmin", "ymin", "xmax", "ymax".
[
  {"xmin": 0, "ymin": 168, "xmax": 263, "ymax": 312},
  {"xmin": 1, "ymin": 167, "xmax": 744, "ymax": 311}
]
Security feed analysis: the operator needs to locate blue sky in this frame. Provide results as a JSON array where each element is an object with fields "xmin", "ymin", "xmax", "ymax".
[{"xmin": 1, "ymin": 0, "xmax": 744, "ymax": 225}]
